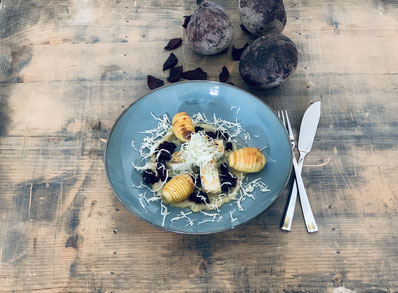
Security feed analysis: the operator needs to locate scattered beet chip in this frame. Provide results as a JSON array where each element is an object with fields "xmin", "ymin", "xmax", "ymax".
[
  {"xmin": 219, "ymin": 66, "xmax": 229, "ymax": 82},
  {"xmin": 147, "ymin": 75, "xmax": 164, "ymax": 90},
  {"xmin": 163, "ymin": 53, "xmax": 178, "ymax": 71},
  {"xmin": 167, "ymin": 65, "xmax": 183, "ymax": 83},
  {"xmin": 232, "ymin": 43, "xmax": 249, "ymax": 61},
  {"xmin": 182, "ymin": 67, "xmax": 207, "ymax": 80},
  {"xmin": 164, "ymin": 38, "xmax": 182, "ymax": 50},
  {"xmin": 182, "ymin": 15, "xmax": 192, "ymax": 29}
]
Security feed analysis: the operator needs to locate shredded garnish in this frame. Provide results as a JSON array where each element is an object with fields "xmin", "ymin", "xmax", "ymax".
[
  {"xmin": 236, "ymin": 177, "xmax": 270, "ymax": 211},
  {"xmin": 179, "ymin": 131, "xmax": 218, "ymax": 167},
  {"xmin": 146, "ymin": 194, "xmax": 162, "ymax": 203},
  {"xmin": 131, "ymin": 162, "xmax": 150, "ymax": 171},
  {"xmin": 138, "ymin": 113, "xmax": 171, "ymax": 160},
  {"xmin": 131, "ymin": 140, "xmax": 138, "ymax": 151},
  {"xmin": 138, "ymin": 192, "xmax": 148, "ymax": 212},
  {"xmin": 171, "ymin": 211, "xmax": 194, "ymax": 226},
  {"xmin": 160, "ymin": 201, "xmax": 170, "ymax": 227},
  {"xmin": 198, "ymin": 211, "xmax": 222, "ymax": 224},
  {"xmin": 191, "ymin": 112, "xmax": 249, "ymax": 141},
  {"xmin": 230, "ymin": 209, "xmax": 237, "ymax": 223}
]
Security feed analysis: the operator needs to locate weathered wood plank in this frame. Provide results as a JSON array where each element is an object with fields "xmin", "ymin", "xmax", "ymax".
[{"xmin": 0, "ymin": 0, "xmax": 397, "ymax": 291}]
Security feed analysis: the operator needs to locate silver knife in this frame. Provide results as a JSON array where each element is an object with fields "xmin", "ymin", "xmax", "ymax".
[{"xmin": 281, "ymin": 102, "xmax": 321, "ymax": 232}]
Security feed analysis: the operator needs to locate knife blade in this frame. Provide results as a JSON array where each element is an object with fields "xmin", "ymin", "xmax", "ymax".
[{"xmin": 298, "ymin": 101, "xmax": 321, "ymax": 154}]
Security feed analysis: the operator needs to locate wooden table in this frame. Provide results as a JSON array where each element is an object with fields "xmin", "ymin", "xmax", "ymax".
[{"xmin": 0, "ymin": 0, "xmax": 397, "ymax": 291}]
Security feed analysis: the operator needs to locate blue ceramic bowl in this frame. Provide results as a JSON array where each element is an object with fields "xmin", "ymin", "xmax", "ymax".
[{"xmin": 105, "ymin": 81, "xmax": 292, "ymax": 234}]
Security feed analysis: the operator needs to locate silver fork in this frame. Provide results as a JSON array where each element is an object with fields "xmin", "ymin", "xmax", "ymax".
[{"xmin": 278, "ymin": 110, "xmax": 318, "ymax": 233}]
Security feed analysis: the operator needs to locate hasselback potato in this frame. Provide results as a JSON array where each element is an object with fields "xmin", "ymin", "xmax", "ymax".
[
  {"xmin": 162, "ymin": 174, "xmax": 194, "ymax": 203},
  {"xmin": 228, "ymin": 147, "xmax": 266, "ymax": 173},
  {"xmin": 172, "ymin": 112, "xmax": 195, "ymax": 142}
]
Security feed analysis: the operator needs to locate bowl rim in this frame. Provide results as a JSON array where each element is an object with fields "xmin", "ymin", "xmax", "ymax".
[{"xmin": 104, "ymin": 80, "xmax": 293, "ymax": 234}]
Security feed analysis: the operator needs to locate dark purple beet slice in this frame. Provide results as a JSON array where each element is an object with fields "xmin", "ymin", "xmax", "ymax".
[
  {"xmin": 188, "ymin": 191, "xmax": 210, "ymax": 204},
  {"xmin": 182, "ymin": 15, "xmax": 192, "ymax": 29},
  {"xmin": 163, "ymin": 53, "xmax": 178, "ymax": 71},
  {"xmin": 167, "ymin": 66, "xmax": 183, "ymax": 83},
  {"xmin": 182, "ymin": 67, "xmax": 207, "ymax": 80},
  {"xmin": 219, "ymin": 66, "xmax": 229, "ymax": 82},
  {"xmin": 232, "ymin": 43, "xmax": 249, "ymax": 61},
  {"xmin": 143, "ymin": 169, "xmax": 158, "ymax": 184},
  {"xmin": 205, "ymin": 131, "xmax": 216, "ymax": 139},
  {"xmin": 164, "ymin": 38, "xmax": 182, "ymax": 50},
  {"xmin": 225, "ymin": 142, "xmax": 233, "ymax": 151},
  {"xmin": 147, "ymin": 75, "xmax": 164, "ymax": 90}
]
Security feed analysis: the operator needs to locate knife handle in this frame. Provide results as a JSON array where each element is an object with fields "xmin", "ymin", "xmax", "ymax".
[
  {"xmin": 292, "ymin": 153, "xmax": 318, "ymax": 233},
  {"xmin": 281, "ymin": 154, "xmax": 305, "ymax": 231}
]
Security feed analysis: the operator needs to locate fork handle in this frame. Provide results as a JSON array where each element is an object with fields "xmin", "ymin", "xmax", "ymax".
[
  {"xmin": 292, "ymin": 153, "xmax": 318, "ymax": 233},
  {"xmin": 281, "ymin": 154, "xmax": 305, "ymax": 231},
  {"xmin": 281, "ymin": 181, "xmax": 297, "ymax": 231}
]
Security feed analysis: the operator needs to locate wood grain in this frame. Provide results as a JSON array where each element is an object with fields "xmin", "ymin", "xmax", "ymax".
[{"xmin": 0, "ymin": 0, "xmax": 397, "ymax": 292}]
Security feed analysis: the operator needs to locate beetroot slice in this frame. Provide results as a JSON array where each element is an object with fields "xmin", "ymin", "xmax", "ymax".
[
  {"xmin": 232, "ymin": 43, "xmax": 249, "ymax": 61},
  {"xmin": 182, "ymin": 68, "xmax": 207, "ymax": 80},
  {"xmin": 164, "ymin": 38, "xmax": 182, "ymax": 50},
  {"xmin": 163, "ymin": 53, "xmax": 178, "ymax": 71},
  {"xmin": 147, "ymin": 75, "xmax": 164, "ymax": 90},
  {"xmin": 219, "ymin": 66, "xmax": 229, "ymax": 82},
  {"xmin": 182, "ymin": 15, "xmax": 192, "ymax": 29},
  {"xmin": 167, "ymin": 66, "xmax": 183, "ymax": 83}
]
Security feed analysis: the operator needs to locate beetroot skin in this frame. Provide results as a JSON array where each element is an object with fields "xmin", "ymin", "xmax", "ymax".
[
  {"xmin": 239, "ymin": 33, "xmax": 298, "ymax": 89},
  {"xmin": 186, "ymin": 1, "xmax": 233, "ymax": 55},
  {"xmin": 239, "ymin": 0, "xmax": 286, "ymax": 36}
]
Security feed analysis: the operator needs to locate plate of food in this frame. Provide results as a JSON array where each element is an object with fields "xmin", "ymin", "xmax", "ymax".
[{"xmin": 105, "ymin": 81, "xmax": 292, "ymax": 234}]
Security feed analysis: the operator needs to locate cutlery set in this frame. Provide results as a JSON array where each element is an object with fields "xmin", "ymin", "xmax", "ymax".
[{"xmin": 277, "ymin": 102, "xmax": 321, "ymax": 233}]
